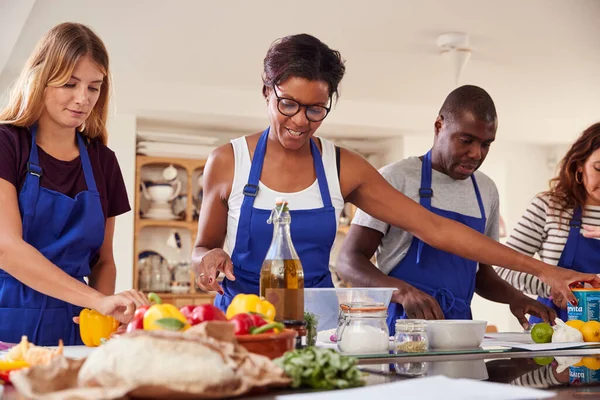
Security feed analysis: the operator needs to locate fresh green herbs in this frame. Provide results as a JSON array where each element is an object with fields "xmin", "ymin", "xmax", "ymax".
[
  {"xmin": 274, "ymin": 347, "xmax": 365, "ymax": 390},
  {"xmin": 304, "ymin": 311, "xmax": 318, "ymax": 346}
]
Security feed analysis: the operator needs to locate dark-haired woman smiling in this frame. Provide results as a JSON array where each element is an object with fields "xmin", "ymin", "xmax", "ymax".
[{"xmin": 191, "ymin": 34, "xmax": 600, "ymax": 311}]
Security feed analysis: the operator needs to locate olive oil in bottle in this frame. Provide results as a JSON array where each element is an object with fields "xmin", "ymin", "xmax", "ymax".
[{"xmin": 259, "ymin": 197, "xmax": 304, "ymax": 321}]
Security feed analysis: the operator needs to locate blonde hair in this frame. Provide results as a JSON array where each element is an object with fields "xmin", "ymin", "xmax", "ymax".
[{"xmin": 0, "ymin": 22, "xmax": 111, "ymax": 145}]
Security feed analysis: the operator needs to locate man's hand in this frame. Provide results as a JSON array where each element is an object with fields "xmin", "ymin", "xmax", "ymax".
[
  {"xmin": 396, "ymin": 286, "xmax": 445, "ymax": 320},
  {"xmin": 509, "ymin": 295, "xmax": 557, "ymax": 330}
]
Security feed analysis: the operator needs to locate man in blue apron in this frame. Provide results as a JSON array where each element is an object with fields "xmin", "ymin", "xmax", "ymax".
[{"xmin": 337, "ymin": 85, "xmax": 556, "ymax": 335}]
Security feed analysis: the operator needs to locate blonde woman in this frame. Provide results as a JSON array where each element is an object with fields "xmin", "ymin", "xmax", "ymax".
[
  {"xmin": 496, "ymin": 123, "xmax": 600, "ymax": 322},
  {"xmin": 0, "ymin": 23, "xmax": 148, "ymax": 346}
]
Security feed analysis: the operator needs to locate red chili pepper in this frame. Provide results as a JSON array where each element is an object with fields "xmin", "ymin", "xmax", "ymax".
[{"xmin": 229, "ymin": 313, "xmax": 254, "ymax": 335}]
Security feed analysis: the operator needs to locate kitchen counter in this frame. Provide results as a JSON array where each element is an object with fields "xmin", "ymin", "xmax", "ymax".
[
  {"xmin": 252, "ymin": 345, "xmax": 600, "ymax": 399},
  {"xmin": 4, "ymin": 345, "xmax": 600, "ymax": 399}
]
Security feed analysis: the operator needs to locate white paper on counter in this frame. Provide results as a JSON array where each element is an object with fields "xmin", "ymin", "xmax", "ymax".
[
  {"xmin": 485, "ymin": 332, "xmax": 533, "ymax": 343},
  {"xmin": 271, "ymin": 376, "xmax": 554, "ymax": 400},
  {"xmin": 483, "ymin": 340, "xmax": 600, "ymax": 351}
]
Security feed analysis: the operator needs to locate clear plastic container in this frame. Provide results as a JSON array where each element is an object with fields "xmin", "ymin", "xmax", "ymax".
[
  {"xmin": 336, "ymin": 303, "xmax": 390, "ymax": 354},
  {"xmin": 304, "ymin": 287, "xmax": 396, "ymax": 332}
]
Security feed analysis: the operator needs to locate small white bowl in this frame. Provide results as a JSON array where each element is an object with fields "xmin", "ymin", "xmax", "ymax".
[{"xmin": 426, "ymin": 320, "xmax": 487, "ymax": 349}]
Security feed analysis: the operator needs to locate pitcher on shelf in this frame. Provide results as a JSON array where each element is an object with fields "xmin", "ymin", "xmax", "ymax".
[{"xmin": 140, "ymin": 172, "xmax": 182, "ymax": 220}]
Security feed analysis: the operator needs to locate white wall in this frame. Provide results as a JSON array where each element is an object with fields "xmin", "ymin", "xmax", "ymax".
[{"xmin": 106, "ymin": 114, "xmax": 137, "ymax": 293}]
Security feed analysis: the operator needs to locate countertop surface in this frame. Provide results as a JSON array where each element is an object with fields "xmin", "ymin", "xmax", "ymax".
[{"xmin": 3, "ymin": 342, "xmax": 600, "ymax": 399}]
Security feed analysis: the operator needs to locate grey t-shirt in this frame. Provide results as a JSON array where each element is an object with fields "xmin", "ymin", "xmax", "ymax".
[{"xmin": 352, "ymin": 156, "xmax": 500, "ymax": 275}]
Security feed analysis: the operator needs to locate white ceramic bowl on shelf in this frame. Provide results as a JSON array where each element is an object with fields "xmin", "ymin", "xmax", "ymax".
[{"xmin": 426, "ymin": 320, "xmax": 487, "ymax": 349}]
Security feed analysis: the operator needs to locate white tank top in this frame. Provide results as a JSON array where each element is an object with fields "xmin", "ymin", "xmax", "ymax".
[{"xmin": 225, "ymin": 136, "xmax": 345, "ymax": 254}]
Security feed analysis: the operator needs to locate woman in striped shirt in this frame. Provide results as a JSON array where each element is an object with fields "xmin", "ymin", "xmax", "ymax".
[{"xmin": 496, "ymin": 122, "xmax": 600, "ymax": 322}]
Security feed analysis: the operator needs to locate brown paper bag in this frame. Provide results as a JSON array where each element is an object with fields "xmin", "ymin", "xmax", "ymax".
[{"xmin": 11, "ymin": 322, "xmax": 291, "ymax": 399}]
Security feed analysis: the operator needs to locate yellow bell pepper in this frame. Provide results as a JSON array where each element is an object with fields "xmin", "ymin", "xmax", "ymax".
[
  {"xmin": 143, "ymin": 302, "xmax": 190, "ymax": 331},
  {"xmin": 79, "ymin": 309, "xmax": 120, "ymax": 347},
  {"xmin": 226, "ymin": 294, "xmax": 276, "ymax": 321},
  {"xmin": 0, "ymin": 360, "xmax": 29, "ymax": 371}
]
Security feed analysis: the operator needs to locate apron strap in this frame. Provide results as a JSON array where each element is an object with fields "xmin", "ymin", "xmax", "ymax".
[
  {"xmin": 310, "ymin": 138, "xmax": 333, "ymax": 208},
  {"xmin": 416, "ymin": 150, "xmax": 434, "ymax": 264},
  {"xmin": 22, "ymin": 126, "xmax": 43, "ymax": 242},
  {"xmin": 77, "ymin": 133, "xmax": 98, "ymax": 193},
  {"xmin": 416, "ymin": 150, "xmax": 486, "ymax": 264},
  {"xmin": 234, "ymin": 128, "xmax": 269, "ymax": 254},
  {"xmin": 470, "ymin": 173, "xmax": 486, "ymax": 221},
  {"xmin": 561, "ymin": 206, "xmax": 582, "ymax": 269}
]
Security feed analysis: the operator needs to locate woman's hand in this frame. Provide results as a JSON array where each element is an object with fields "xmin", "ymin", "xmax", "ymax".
[
  {"xmin": 582, "ymin": 225, "xmax": 600, "ymax": 238},
  {"xmin": 539, "ymin": 266, "xmax": 600, "ymax": 306},
  {"xmin": 192, "ymin": 248, "xmax": 235, "ymax": 294},
  {"xmin": 549, "ymin": 286, "xmax": 568, "ymax": 310},
  {"xmin": 94, "ymin": 289, "xmax": 150, "ymax": 324}
]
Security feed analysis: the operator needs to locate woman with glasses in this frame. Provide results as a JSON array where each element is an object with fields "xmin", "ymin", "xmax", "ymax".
[{"xmin": 192, "ymin": 33, "xmax": 600, "ymax": 312}]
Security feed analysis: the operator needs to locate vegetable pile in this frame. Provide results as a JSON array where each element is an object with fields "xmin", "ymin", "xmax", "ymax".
[
  {"xmin": 274, "ymin": 347, "xmax": 364, "ymax": 390},
  {"xmin": 123, "ymin": 293, "xmax": 283, "ymax": 336}
]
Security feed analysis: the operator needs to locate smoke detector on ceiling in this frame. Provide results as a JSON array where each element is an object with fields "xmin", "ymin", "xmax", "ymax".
[{"xmin": 436, "ymin": 32, "xmax": 472, "ymax": 85}]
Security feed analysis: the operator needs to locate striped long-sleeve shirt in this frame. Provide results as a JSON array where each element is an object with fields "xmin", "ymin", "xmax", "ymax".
[{"xmin": 494, "ymin": 193, "xmax": 600, "ymax": 298}]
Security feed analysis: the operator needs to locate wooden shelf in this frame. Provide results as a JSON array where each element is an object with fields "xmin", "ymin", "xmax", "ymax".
[
  {"xmin": 133, "ymin": 154, "xmax": 207, "ymax": 297},
  {"xmin": 137, "ymin": 219, "xmax": 198, "ymax": 232},
  {"xmin": 146, "ymin": 292, "xmax": 215, "ymax": 299},
  {"xmin": 136, "ymin": 155, "xmax": 207, "ymax": 170},
  {"xmin": 145, "ymin": 291, "xmax": 216, "ymax": 307}
]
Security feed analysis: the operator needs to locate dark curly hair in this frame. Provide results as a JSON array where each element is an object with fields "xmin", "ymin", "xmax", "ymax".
[
  {"xmin": 262, "ymin": 34, "xmax": 346, "ymax": 101},
  {"xmin": 547, "ymin": 122, "xmax": 600, "ymax": 210}
]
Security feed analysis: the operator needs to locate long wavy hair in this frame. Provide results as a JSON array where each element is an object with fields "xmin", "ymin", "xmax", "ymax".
[
  {"xmin": 0, "ymin": 22, "xmax": 111, "ymax": 144},
  {"xmin": 547, "ymin": 122, "xmax": 600, "ymax": 210}
]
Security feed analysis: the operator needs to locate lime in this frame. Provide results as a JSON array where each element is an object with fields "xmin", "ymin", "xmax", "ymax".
[
  {"xmin": 531, "ymin": 323, "xmax": 554, "ymax": 344},
  {"xmin": 534, "ymin": 356, "xmax": 554, "ymax": 366}
]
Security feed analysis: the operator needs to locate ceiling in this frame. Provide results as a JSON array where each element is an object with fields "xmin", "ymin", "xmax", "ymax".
[{"xmin": 1, "ymin": 0, "xmax": 599, "ymax": 144}]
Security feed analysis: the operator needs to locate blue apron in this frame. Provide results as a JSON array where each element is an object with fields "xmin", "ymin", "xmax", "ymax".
[
  {"xmin": 529, "ymin": 207, "xmax": 600, "ymax": 323},
  {"xmin": 215, "ymin": 128, "xmax": 337, "ymax": 311},
  {"xmin": 386, "ymin": 150, "xmax": 486, "ymax": 336},
  {"xmin": 0, "ymin": 126, "xmax": 105, "ymax": 346}
]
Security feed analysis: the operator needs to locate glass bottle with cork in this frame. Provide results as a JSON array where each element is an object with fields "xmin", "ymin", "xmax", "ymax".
[{"xmin": 260, "ymin": 197, "xmax": 306, "ymax": 346}]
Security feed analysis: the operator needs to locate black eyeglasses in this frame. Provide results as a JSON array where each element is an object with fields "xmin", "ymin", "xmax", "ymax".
[{"xmin": 272, "ymin": 85, "xmax": 332, "ymax": 122}]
